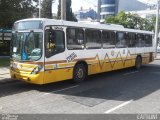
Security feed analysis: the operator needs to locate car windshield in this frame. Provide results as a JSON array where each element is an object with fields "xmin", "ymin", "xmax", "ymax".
[{"xmin": 11, "ymin": 31, "xmax": 43, "ymax": 61}]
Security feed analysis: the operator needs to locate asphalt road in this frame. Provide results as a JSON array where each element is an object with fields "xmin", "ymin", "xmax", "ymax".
[{"xmin": 0, "ymin": 60, "xmax": 160, "ymax": 114}]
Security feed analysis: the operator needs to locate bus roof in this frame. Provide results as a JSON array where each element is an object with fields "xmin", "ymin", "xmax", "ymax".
[{"xmin": 15, "ymin": 18, "xmax": 154, "ymax": 35}]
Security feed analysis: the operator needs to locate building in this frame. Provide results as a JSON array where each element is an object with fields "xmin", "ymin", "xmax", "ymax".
[
  {"xmin": 118, "ymin": 0, "xmax": 147, "ymax": 12},
  {"xmin": 98, "ymin": 0, "xmax": 149, "ymax": 22},
  {"xmin": 123, "ymin": 1, "xmax": 157, "ymax": 19},
  {"xmin": 74, "ymin": 7, "xmax": 97, "ymax": 21},
  {"xmin": 99, "ymin": 0, "xmax": 119, "ymax": 22}
]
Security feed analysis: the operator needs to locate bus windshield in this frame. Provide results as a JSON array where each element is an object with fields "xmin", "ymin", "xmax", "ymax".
[
  {"xmin": 13, "ymin": 21, "xmax": 43, "ymax": 30},
  {"xmin": 11, "ymin": 31, "xmax": 43, "ymax": 61}
]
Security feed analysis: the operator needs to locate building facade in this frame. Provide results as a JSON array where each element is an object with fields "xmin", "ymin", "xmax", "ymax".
[
  {"xmin": 74, "ymin": 7, "xmax": 97, "ymax": 21},
  {"xmin": 98, "ymin": 0, "xmax": 149, "ymax": 22},
  {"xmin": 98, "ymin": 0, "xmax": 119, "ymax": 22},
  {"xmin": 118, "ymin": 0, "xmax": 147, "ymax": 12}
]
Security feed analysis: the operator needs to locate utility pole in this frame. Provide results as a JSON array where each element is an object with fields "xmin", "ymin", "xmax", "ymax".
[
  {"xmin": 39, "ymin": 0, "xmax": 41, "ymax": 18},
  {"xmin": 61, "ymin": 0, "xmax": 66, "ymax": 20},
  {"xmin": 155, "ymin": 0, "xmax": 159, "ymax": 57},
  {"xmin": 97, "ymin": 0, "xmax": 101, "ymax": 22}
]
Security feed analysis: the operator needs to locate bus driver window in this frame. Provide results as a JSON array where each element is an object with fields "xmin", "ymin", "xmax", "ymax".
[
  {"xmin": 46, "ymin": 27, "xmax": 56, "ymax": 52},
  {"xmin": 45, "ymin": 26, "xmax": 65, "ymax": 58}
]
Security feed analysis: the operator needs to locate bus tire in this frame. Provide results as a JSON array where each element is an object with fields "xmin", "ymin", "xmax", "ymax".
[
  {"xmin": 135, "ymin": 56, "xmax": 142, "ymax": 70},
  {"xmin": 73, "ymin": 64, "xmax": 87, "ymax": 83}
]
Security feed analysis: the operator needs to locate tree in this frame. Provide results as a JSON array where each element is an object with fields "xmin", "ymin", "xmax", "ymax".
[
  {"xmin": 41, "ymin": 0, "xmax": 55, "ymax": 18},
  {"xmin": 57, "ymin": 0, "xmax": 77, "ymax": 21},
  {"xmin": 0, "ymin": 0, "xmax": 38, "ymax": 29},
  {"xmin": 105, "ymin": 11, "xmax": 156, "ymax": 31}
]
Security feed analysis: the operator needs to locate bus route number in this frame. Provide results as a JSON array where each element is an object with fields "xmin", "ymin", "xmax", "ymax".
[{"xmin": 54, "ymin": 26, "xmax": 63, "ymax": 31}]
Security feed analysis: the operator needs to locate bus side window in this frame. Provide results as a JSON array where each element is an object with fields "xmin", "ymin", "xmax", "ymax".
[
  {"xmin": 145, "ymin": 35, "xmax": 152, "ymax": 47},
  {"xmin": 102, "ymin": 31, "xmax": 115, "ymax": 48},
  {"xmin": 127, "ymin": 33, "xmax": 136, "ymax": 47},
  {"xmin": 85, "ymin": 29, "xmax": 101, "ymax": 49},
  {"xmin": 45, "ymin": 27, "xmax": 65, "ymax": 58},
  {"xmin": 136, "ymin": 34, "xmax": 145, "ymax": 47},
  {"xmin": 47, "ymin": 27, "xmax": 56, "ymax": 50},
  {"xmin": 116, "ymin": 32, "xmax": 127, "ymax": 48},
  {"xmin": 77, "ymin": 32, "xmax": 84, "ymax": 45},
  {"xmin": 67, "ymin": 28, "xmax": 84, "ymax": 50}
]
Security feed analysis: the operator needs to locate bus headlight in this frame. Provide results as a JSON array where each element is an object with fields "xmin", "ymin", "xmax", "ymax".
[{"xmin": 31, "ymin": 65, "xmax": 43, "ymax": 74}]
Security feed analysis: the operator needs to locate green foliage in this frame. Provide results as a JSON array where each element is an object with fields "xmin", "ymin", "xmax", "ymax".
[
  {"xmin": 0, "ymin": 57, "xmax": 10, "ymax": 67},
  {"xmin": 0, "ymin": 0, "xmax": 38, "ymax": 29},
  {"xmin": 57, "ymin": 0, "xmax": 77, "ymax": 22},
  {"xmin": 41, "ymin": 0, "xmax": 55, "ymax": 18},
  {"xmin": 105, "ymin": 11, "xmax": 156, "ymax": 31}
]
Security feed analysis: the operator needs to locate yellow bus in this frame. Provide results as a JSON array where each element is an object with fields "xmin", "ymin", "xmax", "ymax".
[{"xmin": 10, "ymin": 18, "xmax": 154, "ymax": 84}]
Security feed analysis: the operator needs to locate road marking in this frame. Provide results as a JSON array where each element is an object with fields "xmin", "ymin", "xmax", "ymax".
[
  {"xmin": 105, "ymin": 100, "xmax": 133, "ymax": 114},
  {"xmin": 123, "ymin": 71, "xmax": 138, "ymax": 76},
  {"xmin": 44, "ymin": 85, "xmax": 79, "ymax": 95}
]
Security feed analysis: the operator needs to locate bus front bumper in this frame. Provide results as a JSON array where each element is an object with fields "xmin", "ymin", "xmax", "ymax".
[{"xmin": 10, "ymin": 69, "xmax": 44, "ymax": 85}]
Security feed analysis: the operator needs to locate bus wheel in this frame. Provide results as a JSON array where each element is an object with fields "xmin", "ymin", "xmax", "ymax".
[
  {"xmin": 73, "ymin": 64, "xmax": 87, "ymax": 83},
  {"xmin": 135, "ymin": 56, "xmax": 142, "ymax": 70}
]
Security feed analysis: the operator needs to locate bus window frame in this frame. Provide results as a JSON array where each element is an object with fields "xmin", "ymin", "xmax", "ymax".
[
  {"xmin": 136, "ymin": 33, "xmax": 145, "ymax": 47},
  {"xmin": 126, "ymin": 32, "xmax": 137, "ymax": 48},
  {"xmin": 66, "ymin": 27, "xmax": 85, "ymax": 50},
  {"xmin": 102, "ymin": 30, "xmax": 116, "ymax": 49},
  {"xmin": 116, "ymin": 31, "xmax": 127, "ymax": 48},
  {"xmin": 45, "ymin": 26, "xmax": 65, "ymax": 58},
  {"xmin": 145, "ymin": 34, "xmax": 153, "ymax": 47},
  {"xmin": 85, "ymin": 28, "xmax": 102, "ymax": 49}
]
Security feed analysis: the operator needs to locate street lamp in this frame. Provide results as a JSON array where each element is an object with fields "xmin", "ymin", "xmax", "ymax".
[{"xmin": 155, "ymin": 0, "xmax": 159, "ymax": 57}]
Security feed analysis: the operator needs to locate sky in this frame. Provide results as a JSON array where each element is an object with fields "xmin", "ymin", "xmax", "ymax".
[
  {"xmin": 52, "ymin": 0, "xmax": 97, "ymax": 13},
  {"xmin": 52, "ymin": 0, "xmax": 157, "ymax": 14},
  {"xmin": 138, "ymin": 0, "xmax": 156, "ymax": 4}
]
